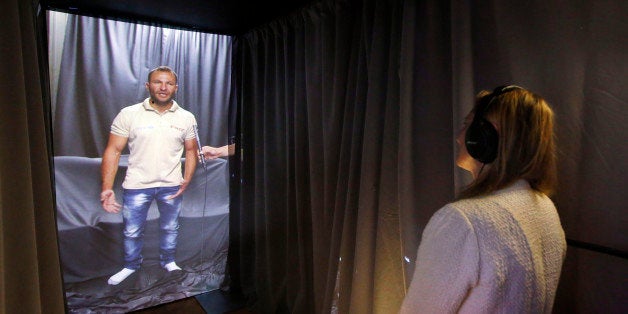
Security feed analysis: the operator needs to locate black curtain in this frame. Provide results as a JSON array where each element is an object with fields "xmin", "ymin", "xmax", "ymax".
[
  {"xmin": 231, "ymin": 0, "xmax": 453, "ymax": 312},
  {"xmin": 229, "ymin": 0, "xmax": 627, "ymax": 313}
]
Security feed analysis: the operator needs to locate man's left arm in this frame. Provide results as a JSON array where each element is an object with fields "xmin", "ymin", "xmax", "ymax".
[{"xmin": 169, "ymin": 138, "xmax": 198, "ymax": 199}]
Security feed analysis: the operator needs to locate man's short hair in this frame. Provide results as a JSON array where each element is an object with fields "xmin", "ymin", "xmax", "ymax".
[{"xmin": 147, "ymin": 66, "xmax": 178, "ymax": 84}]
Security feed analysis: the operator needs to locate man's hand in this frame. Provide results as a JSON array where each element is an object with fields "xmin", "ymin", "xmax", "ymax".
[
  {"xmin": 101, "ymin": 189, "xmax": 122, "ymax": 213},
  {"xmin": 168, "ymin": 179, "xmax": 189, "ymax": 199}
]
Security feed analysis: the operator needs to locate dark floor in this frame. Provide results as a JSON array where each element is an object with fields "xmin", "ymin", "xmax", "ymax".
[{"xmin": 131, "ymin": 289, "xmax": 252, "ymax": 314}]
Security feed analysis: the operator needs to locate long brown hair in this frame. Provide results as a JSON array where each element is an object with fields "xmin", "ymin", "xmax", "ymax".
[{"xmin": 458, "ymin": 87, "xmax": 557, "ymax": 199}]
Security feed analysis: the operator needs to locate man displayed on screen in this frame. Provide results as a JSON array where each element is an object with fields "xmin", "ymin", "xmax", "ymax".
[{"xmin": 99, "ymin": 66, "xmax": 198, "ymax": 285}]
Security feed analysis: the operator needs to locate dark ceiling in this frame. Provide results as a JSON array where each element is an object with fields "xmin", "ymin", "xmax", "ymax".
[{"xmin": 43, "ymin": 0, "xmax": 315, "ymax": 35}]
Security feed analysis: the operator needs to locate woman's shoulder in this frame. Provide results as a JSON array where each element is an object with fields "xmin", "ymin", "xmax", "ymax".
[
  {"xmin": 429, "ymin": 201, "xmax": 479, "ymax": 229},
  {"xmin": 445, "ymin": 197, "xmax": 488, "ymax": 214},
  {"xmin": 452, "ymin": 180, "xmax": 544, "ymax": 208},
  {"xmin": 443, "ymin": 190, "xmax": 516, "ymax": 222}
]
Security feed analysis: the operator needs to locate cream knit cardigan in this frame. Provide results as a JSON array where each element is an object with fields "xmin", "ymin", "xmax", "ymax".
[{"xmin": 400, "ymin": 180, "xmax": 566, "ymax": 314}]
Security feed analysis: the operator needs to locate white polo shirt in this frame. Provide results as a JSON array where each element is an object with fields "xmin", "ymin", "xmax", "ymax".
[{"xmin": 111, "ymin": 98, "xmax": 197, "ymax": 189}]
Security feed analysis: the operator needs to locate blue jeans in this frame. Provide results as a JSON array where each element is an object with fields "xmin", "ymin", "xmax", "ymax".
[{"xmin": 122, "ymin": 186, "xmax": 181, "ymax": 270}]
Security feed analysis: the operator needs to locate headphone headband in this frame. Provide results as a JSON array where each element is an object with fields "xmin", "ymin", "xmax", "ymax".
[{"xmin": 479, "ymin": 85, "xmax": 523, "ymax": 114}]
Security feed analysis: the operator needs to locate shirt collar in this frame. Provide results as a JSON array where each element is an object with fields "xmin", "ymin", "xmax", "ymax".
[{"xmin": 142, "ymin": 98, "xmax": 179, "ymax": 112}]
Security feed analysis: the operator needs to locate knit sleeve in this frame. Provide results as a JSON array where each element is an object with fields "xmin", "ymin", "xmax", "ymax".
[{"xmin": 399, "ymin": 205, "xmax": 480, "ymax": 314}]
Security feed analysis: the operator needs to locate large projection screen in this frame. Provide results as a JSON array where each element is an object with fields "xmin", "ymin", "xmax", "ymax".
[{"xmin": 48, "ymin": 10, "xmax": 233, "ymax": 312}]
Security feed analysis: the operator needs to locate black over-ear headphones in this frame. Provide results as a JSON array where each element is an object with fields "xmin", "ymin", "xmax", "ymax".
[{"xmin": 465, "ymin": 85, "xmax": 523, "ymax": 164}]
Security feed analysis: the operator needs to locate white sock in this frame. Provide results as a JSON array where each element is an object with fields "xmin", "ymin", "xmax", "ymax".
[
  {"xmin": 164, "ymin": 262, "xmax": 181, "ymax": 272},
  {"xmin": 107, "ymin": 268, "xmax": 136, "ymax": 285}
]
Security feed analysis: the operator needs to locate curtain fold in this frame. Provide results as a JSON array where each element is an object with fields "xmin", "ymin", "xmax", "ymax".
[
  {"xmin": 397, "ymin": 0, "xmax": 460, "ymax": 291},
  {"xmin": 0, "ymin": 0, "xmax": 65, "ymax": 313}
]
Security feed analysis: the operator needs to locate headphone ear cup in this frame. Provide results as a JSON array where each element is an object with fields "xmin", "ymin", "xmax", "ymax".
[{"xmin": 465, "ymin": 118, "xmax": 498, "ymax": 163}]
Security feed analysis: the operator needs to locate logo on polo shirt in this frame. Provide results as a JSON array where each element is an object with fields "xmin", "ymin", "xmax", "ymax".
[{"xmin": 170, "ymin": 125, "xmax": 185, "ymax": 132}]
